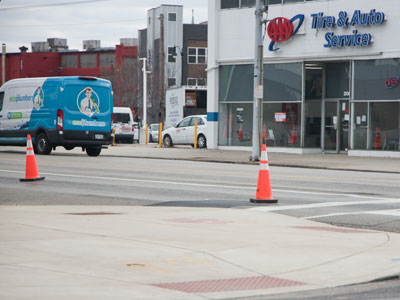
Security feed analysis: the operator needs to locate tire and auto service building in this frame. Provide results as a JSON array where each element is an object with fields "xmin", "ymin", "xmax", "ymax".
[{"xmin": 206, "ymin": 0, "xmax": 400, "ymax": 157}]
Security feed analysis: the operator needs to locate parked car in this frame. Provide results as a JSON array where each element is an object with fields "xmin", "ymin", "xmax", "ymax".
[
  {"xmin": 148, "ymin": 123, "xmax": 159, "ymax": 143},
  {"xmin": 112, "ymin": 107, "xmax": 134, "ymax": 143},
  {"xmin": 162, "ymin": 115, "xmax": 207, "ymax": 148}
]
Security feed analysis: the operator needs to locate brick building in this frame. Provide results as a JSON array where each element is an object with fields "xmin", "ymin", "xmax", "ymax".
[{"xmin": 0, "ymin": 41, "xmax": 141, "ymax": 118}]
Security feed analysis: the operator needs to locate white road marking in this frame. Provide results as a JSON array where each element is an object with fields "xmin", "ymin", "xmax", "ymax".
[
  {"xmin": 248, "ymin": 199, "xmax": 400, "ymax": 212},
  {"xmin": 0, "ymin": 169, "xmax": 255, "ymax": 190},
  {"xmin": 303, "ymin": 209, "xmax": 400, "ymax": 220}
]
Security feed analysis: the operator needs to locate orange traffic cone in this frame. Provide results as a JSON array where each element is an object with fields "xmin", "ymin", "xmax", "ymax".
[
  {"xmin": 250, "ymin": 144, "xmax": 278, "ymax": 204},
  {"xmin": 374, "ymin": 127, "xmax": 381, "ymax": 149},
  {"xmin": 20, "ymin": 134, "xmax": 45, "ymax": 182},
  {"xmin": 289, "ymin": 125, "xmax": 297, "ymax": 144}
]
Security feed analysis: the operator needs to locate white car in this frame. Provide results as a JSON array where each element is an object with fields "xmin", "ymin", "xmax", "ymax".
[
  {"xmin": 112, "ymin": 107, "xmax": 134, "ymax": 143},
  {"xmin": 148, "ymin": 123, "xmax": 159, "ymax": 143},
  {"xmin": 162, "ymin": 115, "xmax": 207, "ymax": 148}
]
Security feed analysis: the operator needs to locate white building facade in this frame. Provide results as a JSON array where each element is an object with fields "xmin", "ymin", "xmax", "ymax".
[{"xmin": 207, "ymin": 0, "xmax": 400, "ymax": 157}]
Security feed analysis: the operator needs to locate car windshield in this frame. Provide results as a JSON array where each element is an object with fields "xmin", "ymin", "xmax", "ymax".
[{"xmin": 114, "ymin": 113, "xmax": 130, "ymax": 123}]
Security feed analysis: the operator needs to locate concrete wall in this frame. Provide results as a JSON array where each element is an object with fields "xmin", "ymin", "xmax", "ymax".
[{"xmin": 217, "ymin": 0, "xmax": 400, "ymax": 63}]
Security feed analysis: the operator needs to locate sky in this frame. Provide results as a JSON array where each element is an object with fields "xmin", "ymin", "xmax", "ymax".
[{"xmin": 0, "ymin": 0, "xmax": 208, "ymax": 53}]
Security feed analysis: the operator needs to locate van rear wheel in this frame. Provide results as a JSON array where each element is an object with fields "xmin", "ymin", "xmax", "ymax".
[
  {"xmin": 86, "ymin": 147, "xmax": 101, "ymax": 157},
  {"xmin": 35, "ymin": 133, "xmax": 52, "ymax": 155}
]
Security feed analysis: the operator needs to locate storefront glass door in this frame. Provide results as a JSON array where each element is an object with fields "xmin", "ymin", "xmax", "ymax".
[{"xmin": 323, "ymin": 100, "xmax": 350, "ymax": 152}]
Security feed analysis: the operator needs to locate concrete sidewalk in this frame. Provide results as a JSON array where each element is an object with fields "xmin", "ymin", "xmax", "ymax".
[{"xmin": 1, "ymin": 205, "xmax": 400, "ymax": 300}]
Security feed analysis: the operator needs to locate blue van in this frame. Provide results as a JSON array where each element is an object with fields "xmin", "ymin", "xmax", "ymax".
[{"xmin": 0, "ymin": 76, "xmax": 113, "ymax": 156}]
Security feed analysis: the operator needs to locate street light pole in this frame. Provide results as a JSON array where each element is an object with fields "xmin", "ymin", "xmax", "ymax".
[
  {"xmin": 250, "ymin": 0, "xmax": 266, "ymax": 161},
  {"xmin": 159, "ymin": 13, "xmax": 165, "ymax": 124},
  {"xmin": 140, "ymin": 58, "xmax": 148, "ymax": 128}
]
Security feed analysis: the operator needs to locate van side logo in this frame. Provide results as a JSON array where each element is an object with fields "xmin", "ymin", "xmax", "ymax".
[
  {"xmin": 33, "ymin": 86, "xmax": 44, "ymax": 111},
  {"xmin": 77, "ymin": 87, "xmax": 100, "ymax": 117}
]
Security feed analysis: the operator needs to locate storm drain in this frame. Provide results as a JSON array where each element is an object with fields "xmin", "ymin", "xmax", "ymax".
[
  {"xmin": 293, "ymin": 226, "xmax": 375, "ymax": 233},
  {"xmin": 65, "ymin": 212, "xmax": 123, "ymax": 216},
  {"xmin": 152, "ymin": 276, "xmax": 305, "ymax": 293}
]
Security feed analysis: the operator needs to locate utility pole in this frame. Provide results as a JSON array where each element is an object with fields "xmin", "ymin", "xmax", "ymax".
[
  {"xmin": 159, "ymin": 13, "xmax": 165, "ymax": 124},
  {"xmin": 250, "ymin": 0, "xmax": 267, "ymax": 161},
  {"xmin": 140, "ymin": 58, "xmax": 148, "ymax": 128}
]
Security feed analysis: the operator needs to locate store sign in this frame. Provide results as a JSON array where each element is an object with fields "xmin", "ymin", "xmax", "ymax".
[
  {"xmin": 267, "ymin": 14, "xmax": 304, "ymax": 51},
  {"xmin": 185, "ymin": 92, "xmax": 196, "ymax": 107},
  {"xmin": 274, "ymin": 112, "xmax": 287, "ymax": 123},
  {"xmin": 386, "ymin": 77, "xmax": 399, "ymax": 89},
  {"xmin": 311, "ymin": 9, "xmax": 386, "ymax": 48}
]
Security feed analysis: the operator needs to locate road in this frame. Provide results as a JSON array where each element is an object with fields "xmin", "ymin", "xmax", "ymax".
[{"xmin": 1, "ymin": 150, "xmax": 399, "ymax": 234}]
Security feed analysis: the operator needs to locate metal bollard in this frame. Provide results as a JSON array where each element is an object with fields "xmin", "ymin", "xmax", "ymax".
[
  {"xmin": 194, "ymin": 119, "xmax": 198, "ymax": 149},
  {"xmin": 159, "ymin": 122, "xmax": 163, "ymax": 148}
]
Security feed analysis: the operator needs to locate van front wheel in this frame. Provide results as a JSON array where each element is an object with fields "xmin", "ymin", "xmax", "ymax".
[
  {"xmin": 35, "ymin": 133, "xmax": 52, "ymax": 155},
  {"xmin": 86, "ymin": 147, "xmax": 101, "ymax": 157}
]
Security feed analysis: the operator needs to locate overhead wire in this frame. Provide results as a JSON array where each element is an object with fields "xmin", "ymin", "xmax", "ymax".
[
  {"xmin": 0, "ymin": 0, "xmax": 110, "ymax": 11},
  {"xmin": 0, "ymin": 18, "xmax": 147, "ymax": 28}
]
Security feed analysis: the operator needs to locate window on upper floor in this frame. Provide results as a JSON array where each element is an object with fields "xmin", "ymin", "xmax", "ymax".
[
  {"xmin": 61, "ymin": 54, "xmax": 77, "ymax": 68},
  {"xmin": 187, "ymin": 78, "xmax": 207, "ymax": 86},
  {"xmin": 221, "ymin": 0, "xmax": 255, "ymax": 9},
  {"xmin": 168, "ymin": 13, "xmax": 176, "ymax": 21},
  {"xmin": 168, "ymin": 47, "xmax": 176, "ymax": 63},
  {"xmin": 283, "ymin": 0, "xmax": 304, "ymax": 3},
  {"xmin": 168, "ymin": 78, "xmax": 176, "ymax": 87},
  {"xmin": 268, "ymin": 0, "xmax": 322, "ymax": 4},
  {"xmin": 188, "ymin": 47, "xmax": 207, "ymax": 64}
]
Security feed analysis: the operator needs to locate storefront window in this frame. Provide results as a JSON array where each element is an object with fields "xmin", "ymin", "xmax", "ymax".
[
  {"xmin": 370, "ymin": 102, "xmax": 399, "ymax": 151},
  {"xmin": 262, "ymin": 103, "xmax": 301, "ymax": 147},
  {"xmin": 219, "ymin": 103, "xmax": 253, "ymax": 146},
  {"xmin": 354, "ymin": 59, "xmax": 400, "ymax": 101},
  {"xmin": 304, "ymin": 100, "xmax": 322, "ymax": 148},
  {"xmin": 305, "ymin": 67, "xmax": 323, "ymax": 100},
  {"xmin": 264, "ymin": 63, "xmax": 302, "ymax": 101},
  {"xmin": 326, "ymin": 62, "xmax": 350, "ymax": 99},
  {"xmin": 353, "ymin": 102, "xmax": 368, "ymax": 150},
  {"xmin": 219, "ymin": 65, "xmax": 253, "ymax": 102}
]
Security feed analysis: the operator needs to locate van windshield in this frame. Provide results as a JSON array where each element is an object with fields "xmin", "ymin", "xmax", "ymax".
[{"xmin": 114, "ymin": 113, "xmax": 130, "ymax": 123}]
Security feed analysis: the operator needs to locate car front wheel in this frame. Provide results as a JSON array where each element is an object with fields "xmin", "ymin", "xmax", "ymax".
[{"xmin": 163, "ymin": 135, "xmax": 173, "ymax": 147}]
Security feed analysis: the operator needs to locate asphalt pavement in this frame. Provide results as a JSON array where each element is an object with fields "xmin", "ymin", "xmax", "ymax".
[
  {"xmin": 59, "ymin": 143, "xmax": 400, "ymax": 173},
  {"xmin": 1, "ymin": 143, "xmax": 400, "ymax": 299}
]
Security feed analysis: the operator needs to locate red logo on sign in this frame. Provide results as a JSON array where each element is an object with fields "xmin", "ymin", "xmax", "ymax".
[
  {"xmin": 386, "ymin": 77, "xmax": 399, "ymax": 89},
  {"xmin": 267, "ymin": 17, "xmax": 294, "ymax": 43}
]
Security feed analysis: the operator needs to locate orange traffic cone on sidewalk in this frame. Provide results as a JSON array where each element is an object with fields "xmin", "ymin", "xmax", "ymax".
[
  {"xmin": 250, "ymin": 144, "xmax": 278, "ymax": 204},
  {"xmin": 20, "ymin": 134, "xmax": 45, "ymax": 182}
]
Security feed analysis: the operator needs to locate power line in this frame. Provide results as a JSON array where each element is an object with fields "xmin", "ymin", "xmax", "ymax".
[{"xmin": 0, "ymin": 0, "xmax": 110, "ymax": 11}]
